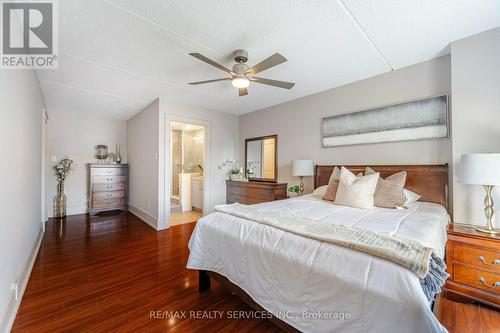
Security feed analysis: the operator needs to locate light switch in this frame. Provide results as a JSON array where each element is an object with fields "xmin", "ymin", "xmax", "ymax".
[{"xmin": 50, "ymin": 156, "xmax": 57, "ymax": 162}]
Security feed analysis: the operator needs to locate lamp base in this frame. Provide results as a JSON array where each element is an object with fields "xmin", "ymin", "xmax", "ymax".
[
  {"xmin": 299, "ymin": 176, "xmax": 304, "ymax": 196},
  {"xmin": 475, "ymin": 226, "xmax": 500, "ymax": 235}
]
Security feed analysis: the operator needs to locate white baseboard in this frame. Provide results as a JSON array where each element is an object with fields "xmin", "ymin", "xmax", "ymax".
[
  {"xmin": 0, "ymin": 225, "xmax": 44, "ymax": 333},
  {"xmin": 47, "ymin": 205, "xmax": 88, "ymax": 218},
  {"xmin": 128, "ymin": 202, "xmax": 157, "ymax": 230}
]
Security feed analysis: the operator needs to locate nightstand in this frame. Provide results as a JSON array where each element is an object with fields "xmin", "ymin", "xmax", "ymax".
[{"xmin": 444, "ymin": 224, "xmax": 500, "ymax": 308}]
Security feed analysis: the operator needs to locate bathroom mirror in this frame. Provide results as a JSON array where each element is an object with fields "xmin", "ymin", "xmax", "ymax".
[{"xmin": 244, "ymin": 135, "xmax": 277, "ymax": 182}]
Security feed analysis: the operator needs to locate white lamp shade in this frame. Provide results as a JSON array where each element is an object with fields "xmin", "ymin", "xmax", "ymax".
[
  {"xmin": 292, "ymin": 160, "xmax": 314, "ymax": 176},
  {"xmin": 459, "ymin": 153, "xmax": 500, "ymax": 185}
]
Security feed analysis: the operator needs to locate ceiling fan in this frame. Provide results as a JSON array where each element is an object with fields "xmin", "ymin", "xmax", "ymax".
[{"xmin": 188, "ymin": 49, "xmax": 295, "ymax": 96}]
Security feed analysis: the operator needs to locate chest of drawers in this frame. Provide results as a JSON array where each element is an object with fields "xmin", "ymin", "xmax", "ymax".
[
  {"xmin": 444, "ymin": 224, "xmax": 500, "ymax": 308},
  {"xmin": 226, "ymin": 180, "xmax": 287, "ymax": 205},
  {"xmin": 89, "ymin": 164, "xmax": 128, "ymax": 214}
]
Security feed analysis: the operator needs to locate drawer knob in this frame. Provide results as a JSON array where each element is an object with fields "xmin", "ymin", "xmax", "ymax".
[
  {"xmin": 479, "ymin": 277, "xmax": 500, "ymax": 288},
  {"xmin": 106, "ymin": 178, "xmax": 113, "ymax": 181},
  {"xmin": 478, "ymin": 256, "xmax": 500, "ymax": 266}
]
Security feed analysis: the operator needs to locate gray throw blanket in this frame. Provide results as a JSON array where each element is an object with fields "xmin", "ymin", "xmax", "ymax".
[{"xmin": 215, "ymin": 203, "xmax": 448, "ymax": 301}]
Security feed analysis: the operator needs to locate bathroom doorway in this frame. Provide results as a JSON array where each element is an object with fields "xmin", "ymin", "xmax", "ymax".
[{"xmin": 169, "ymin": 121, "xmax": 205, "ymax": 226}]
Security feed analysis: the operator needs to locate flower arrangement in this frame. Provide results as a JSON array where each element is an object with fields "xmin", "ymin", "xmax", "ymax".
[
  {"xmin": 218, "ymin": 159, "xmax": 244, "ymax": 180},
  {"xmin": 54, "ymin": 158, "xmax": 74, "ymax": 181},
  {"xmin": 218, "ymin": 159, "xmax": 241, "ymax": 175}
]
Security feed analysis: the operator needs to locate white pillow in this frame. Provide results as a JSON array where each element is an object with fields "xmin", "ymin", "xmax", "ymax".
[
  {"xmin": 313, "ymin": 185, "xmax": 327, "ymax": 197},
  {"xmin": 334, "ymin": 167, "xmax": 379, "ymax": 209},
  {"xmin": 404, "ymin": 189, "xmax": 421, "ymax": 205}
]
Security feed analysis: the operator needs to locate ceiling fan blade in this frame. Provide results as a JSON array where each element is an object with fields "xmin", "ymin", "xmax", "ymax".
[
  {"xmin": 238, "ymin": 87, "xmax": 248, "ymax": 96},
  {"xmin": 246, "ymin": 53, "xmax": 287, "ymax": 76},
  {"xmin": 251, "ymin": 76, "xmax": 295, "ymax": 89},
  {"xmin": 189, "ymin": 53, "xmax": 233, "ymax": 74},
  {"xmin": 189, "ymin": 78, "xmax": 229, "ymax": 85}
]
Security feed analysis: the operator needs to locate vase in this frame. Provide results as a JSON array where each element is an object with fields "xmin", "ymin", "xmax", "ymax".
[
  {"xmin": 115, "ymin": 144, "xmax": 122, "ymax": 164},
  {"xmin": 230, "ymin": 174, "xmax": 241, "ymax": 181},
  {"xmin": 54, "ymin": 180, "xmax": 67, "ymax": 218}
]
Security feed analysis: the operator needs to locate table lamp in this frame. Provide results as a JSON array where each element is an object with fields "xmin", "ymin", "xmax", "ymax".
[
  {"xmin": 292, "ymin": 160, "xmax": 314, "ymax": 195},
  {"xmin": 459, "ymin": 153, "xmax": 500, "ymax": 234}
]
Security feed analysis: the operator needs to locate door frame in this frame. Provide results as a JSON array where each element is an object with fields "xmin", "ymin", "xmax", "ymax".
[
  {"xmin": 41, "ymin": 108, "xmax": 49, "ymax": 229},
  {"xmin": 162, "ymin": 115, "xmax": 210, "ymax": 229}
]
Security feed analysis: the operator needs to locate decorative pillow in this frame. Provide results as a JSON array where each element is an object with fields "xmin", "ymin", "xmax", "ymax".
[
  {"xmin": 322, "ymin": 167, "xmax": 341, "ymax": 201},
  {"xmin": 404, "ymin": 189, "xmax": 421, "ymax": 205},
  {"xmin": 365, "ymin": 167, "xmax": 407, "ymax": 208},
  {"xmin": 334, "ymin": 167, "xmax": 379, "ymax": 209},
  {"xmin": 313, "ymin": 185, "xmax": 328, "ymax": 197}
]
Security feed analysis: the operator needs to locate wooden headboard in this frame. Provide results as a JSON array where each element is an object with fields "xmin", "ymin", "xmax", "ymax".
[{"xmin": 314, "ymin": 164, "xmax": 449, "ymax": 209}]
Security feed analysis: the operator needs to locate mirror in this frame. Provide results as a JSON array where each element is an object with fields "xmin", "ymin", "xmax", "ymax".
[{"xmin": 245, "ymin": 135, "xmax": 277, "ymax": 182}]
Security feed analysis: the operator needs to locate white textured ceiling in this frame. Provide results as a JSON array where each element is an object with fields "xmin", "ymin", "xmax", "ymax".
[{"xmin": 37, "ymin": 0, "xmax": 500, "ymax": 119}]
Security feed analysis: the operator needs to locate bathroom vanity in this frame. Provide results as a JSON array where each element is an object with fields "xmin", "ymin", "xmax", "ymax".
[{"xmin": 191, "ymin": 175, "xmax": 204, "ymax": 211}]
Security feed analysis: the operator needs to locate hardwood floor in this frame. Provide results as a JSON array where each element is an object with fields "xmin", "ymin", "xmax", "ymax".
[
  {"xmin": 12, "ymin": 212, "xmax": 499, "ymax": 332},
  {"xmin": 170, "ymin": 210, "xmax": 203, "ymax": 226},
  {"xmin": 435, "ymin": 295, "xmax": 500, "ymax": 333}
]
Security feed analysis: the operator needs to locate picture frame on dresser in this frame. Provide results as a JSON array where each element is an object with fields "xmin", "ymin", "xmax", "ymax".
[{"xmin": 88, "ymin": 164, "xmax": 128, "ymax": 215}]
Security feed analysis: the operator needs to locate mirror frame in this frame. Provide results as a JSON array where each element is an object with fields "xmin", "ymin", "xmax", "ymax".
[{"xmin": 244, "ymin": 134, "xmax": 278, "ymax": 182}]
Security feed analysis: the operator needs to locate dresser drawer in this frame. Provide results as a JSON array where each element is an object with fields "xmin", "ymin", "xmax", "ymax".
[
  {"xmin": 92, "ymin": 168, "xmax": 127, "ymax": 176},
  {"xmin": 454, "ymin": 243, "xmax": 500, "ymax": 272},
  {"xmin": 93, "ymin": 176, "xmax": 125, "ymax": 184},
  {"xmin": 228, "ymin": 185, "xmax": 273, "ymax": 200},
  {"xmin": 93, "ymin": 183, "xmax": 125, "ymax": 192},
  {"xmin": 241, "ymin": 196, "xmax": 269, "ymax": 205},
  {"xmin": 453, "ymin": 263, "xmax": 500, "ymax": 293},
  {"xmin": 93, "ymin": 191, "xmax": 125, "ymax": 200},
  {"xmin": 227, "ymin": 194, "xmax": 240, "ymax": 204},
  {"xmin": 243, "ymin": 188, "xmax": 273, "ymax": 200},
  {"xmin": 93, "ymin": 198, "xmax": 125, "ymax": 209},
  {"xmin": 226, "ymin": 181, "xmax": 287, "ymax": 205},
  {"xmin": 227, "ymin": 186, "xmax": 241, "ymax": 195}
]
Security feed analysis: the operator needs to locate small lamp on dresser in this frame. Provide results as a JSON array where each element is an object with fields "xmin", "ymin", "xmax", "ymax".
[
  {"xmin": 291, "ymin": 160, "xmax": 314, "ymax": 195},
  {"xmin": 459, "ymin": 153, "xmax": 500, "ymax": 234}
]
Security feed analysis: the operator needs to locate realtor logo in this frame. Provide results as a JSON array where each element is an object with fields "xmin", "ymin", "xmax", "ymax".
[{"xmin": 1, "ymin": 0, "xmax": 58, "ymax": 69}]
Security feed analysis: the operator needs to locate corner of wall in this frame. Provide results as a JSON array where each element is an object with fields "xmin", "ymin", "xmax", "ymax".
[{"xmin": 0, "ymin": 225, "xmax": 44, "ymax": 333}]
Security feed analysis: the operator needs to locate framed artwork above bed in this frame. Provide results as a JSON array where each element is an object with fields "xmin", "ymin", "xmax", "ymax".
[{"xmin": 322, "ymin": 95, "xmax": 449, "ymax": 147}]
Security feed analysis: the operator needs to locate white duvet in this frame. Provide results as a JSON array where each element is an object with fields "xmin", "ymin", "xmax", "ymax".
[{"xmin": 187, "ymin": 194, "xmax": 449, "ymax": 333}]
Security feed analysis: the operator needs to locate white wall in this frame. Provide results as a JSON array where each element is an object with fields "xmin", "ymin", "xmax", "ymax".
[
  {"xmin": 0, "ymin": 70, "xmax": 45, "ymax": 332},
  {"xmin": 240, "ymin": 56, "xmax": 452, "ymax": 193},
  {"xmin": 127, "ymin": 99, "xmax": 161, "ymax": 229},
  {"xmin": 47, "ymin": 109, "xmax": 127, "ymax": 217},
  {"xmin": 451, "ymin": 27, "xmax": 500, "ymax": 226}
]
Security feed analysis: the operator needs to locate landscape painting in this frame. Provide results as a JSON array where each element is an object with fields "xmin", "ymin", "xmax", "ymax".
[{"xmin": 322, "ymin": 95, "xmax": 448, "ymax": 147}]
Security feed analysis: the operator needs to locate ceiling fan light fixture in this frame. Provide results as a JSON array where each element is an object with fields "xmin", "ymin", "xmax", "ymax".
[
  {"xmin": 189, "ymin": 50, "xmax": 294, "ymax": 96},
  {"xmin": 231, "ymin": 76, "xmax": 250, "ymax": 88}
]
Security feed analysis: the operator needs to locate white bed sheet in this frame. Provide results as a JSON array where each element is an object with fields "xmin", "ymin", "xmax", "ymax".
[{"xmin": 187, "ymin": 195, "xmax": 449, "ymax": 333}]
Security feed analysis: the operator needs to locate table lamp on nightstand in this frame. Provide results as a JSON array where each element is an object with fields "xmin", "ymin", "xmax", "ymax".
[
  {"xmin": 292, "ymin": 160, "xmax": 314, "ymax": 195},
  {"xmin": 459, "ymin": 153, "xmax": 500, "ymax": 234}
]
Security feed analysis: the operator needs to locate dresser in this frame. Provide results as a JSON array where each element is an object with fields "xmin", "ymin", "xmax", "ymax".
[
  {"xmin": 89, "ymin": 164, "xmax": 128, "ymax": 215},
  {"xmin": 226, "ymin": 180, "xmax": 287, "ymax": 205},
  {"xmin": 444, "ymin": 224, "xmax": 500, "ymax": 308}
]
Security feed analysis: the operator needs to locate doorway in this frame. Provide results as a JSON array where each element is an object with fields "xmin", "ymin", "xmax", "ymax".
[{"xmin": 169, "ymin": 121, "xmax": 205, "ymax": 226}]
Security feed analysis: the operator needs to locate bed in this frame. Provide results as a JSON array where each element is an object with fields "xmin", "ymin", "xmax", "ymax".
[{"xmin": 187, "ymin": 164, "xmax": 450, "ymax": 333}]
